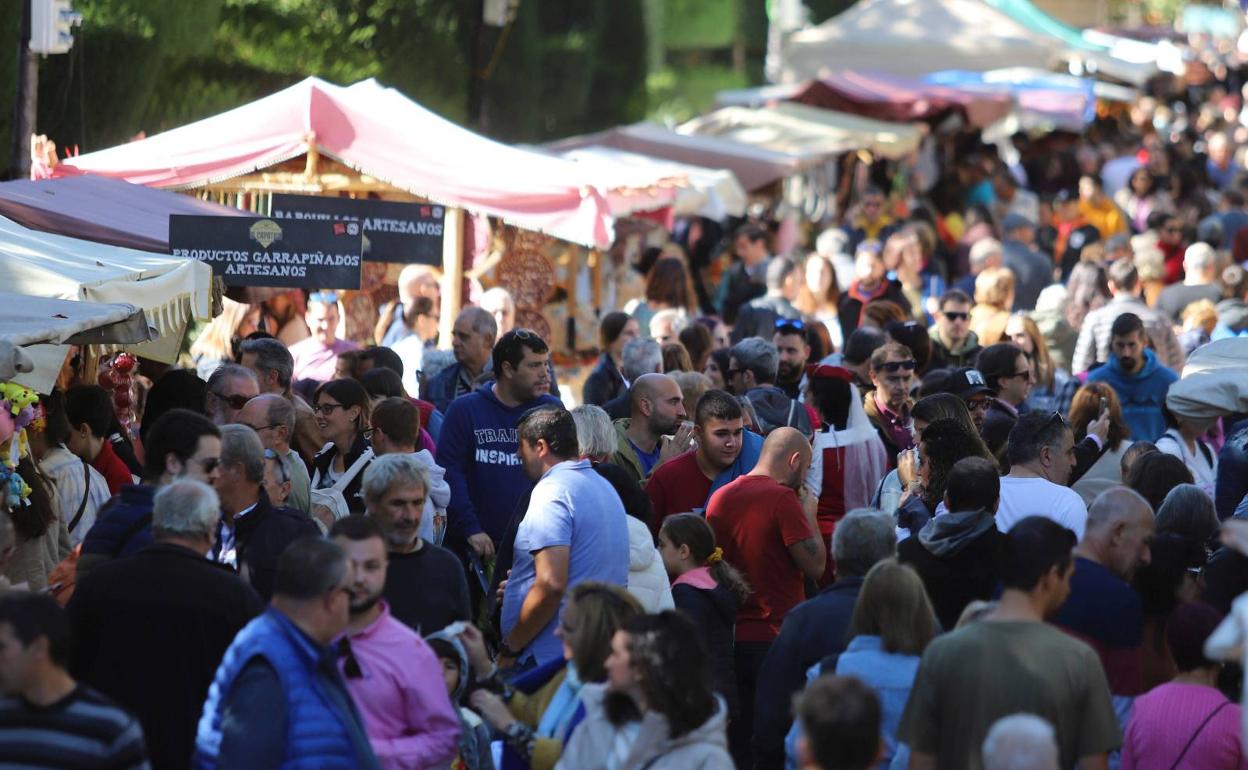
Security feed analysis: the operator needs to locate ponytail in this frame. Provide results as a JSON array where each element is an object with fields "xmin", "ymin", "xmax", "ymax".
[{"xmin": 661, "ymin": 513, "xmax": 751, "ymax": 604}]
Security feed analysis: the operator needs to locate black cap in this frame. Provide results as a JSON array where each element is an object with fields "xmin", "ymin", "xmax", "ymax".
[{"xmin": 949, "ymin": 367, "xmax": 992, "ymax": 399}]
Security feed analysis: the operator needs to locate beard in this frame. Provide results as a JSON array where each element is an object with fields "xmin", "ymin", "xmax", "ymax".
[
  {"xmin": 1117, "ymin": 356, "xmax": 1137, "ymax": 372},
  {"xmin": 349, "ymin": 589, "xmax": 383, "ymax": 616},
  {"xmin": 777, "ymin": 362, "xmax": 802, "ymax": 384}
]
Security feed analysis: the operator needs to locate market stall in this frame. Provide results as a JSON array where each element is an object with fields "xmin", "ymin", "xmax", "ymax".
[
  {"xmin": 0, "ymin": 215, "xmax": 214, "ymax": 388},
  {"xmin": 678, "ymin": 103, "xmax": 923, "ymax": 161},
  {"xmin": 0, "ymin": 294, "xmax": 153, "ymax": 391},
  {"xmin": 0, "ymin": 176, "xmax": 249, "ymax": 253},
  {"xmin": 788, "ymin": 71, "xmax": 1014, "ymax": 128},
  {"xmin": 779, "ymin": 0, "xmax": 1059, "ymax": 82}
]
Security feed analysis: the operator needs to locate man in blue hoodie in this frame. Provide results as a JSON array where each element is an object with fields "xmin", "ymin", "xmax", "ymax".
[
  {"xmin": 1086, "ymin": 312, "xmax": 1178, "ymax": 442},
  {"xmin": 436, "ymin": 329, "xmax": 561, "ymax": 560}
]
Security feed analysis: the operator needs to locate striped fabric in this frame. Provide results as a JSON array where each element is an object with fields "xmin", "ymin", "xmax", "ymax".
[
  {"xmin": 38, "ymin": 446, "xmax": 111, "ymax": 547},
  {"xmin": 0, "ymin": 685, "xmax": 150, "ymax": 769}
]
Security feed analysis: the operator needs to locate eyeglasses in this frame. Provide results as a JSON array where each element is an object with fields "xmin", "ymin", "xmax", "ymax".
[
  {"xmin": 214, "ymin": 392, "xmax": 252, "ymax": 411},
  {"xmin": 877, "ymin": 360, "xmax": 917, "ymax": 374},
  {"xmin": 244, "ymin": 422, "xmax": 279, "ymax": 434},
  {"xmin": 337, "ymin": 636, "xmax": 362, "ymax": 679},
  {"xmin": 313, "ymin": 402, "xmax": 346, "ymax": 416},
  {"xmin": 942, "ymin": 311, "xmax": 969, "ymax": 322},
  {"xmin": 776, "ymin": 319, "xmax": 807, "ymax": 335}
]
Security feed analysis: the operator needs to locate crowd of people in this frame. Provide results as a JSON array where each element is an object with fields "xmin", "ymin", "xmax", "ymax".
[{"xmin": 8, "ymin": 57, "xmax": 1248, "ymax": 770}]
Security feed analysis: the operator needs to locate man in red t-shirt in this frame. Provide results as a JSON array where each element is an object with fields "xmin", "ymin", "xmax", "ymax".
[
  {"xmin": 706, "ymin": 427, "xmax": 824, "ymax": 766},
  {"xmin": 64, "ymin": 386, "xmax": 134, "ymax": 495},
  {"xmin": 647, "ymin": 390, "xmax": 747, "ymax": 530}
]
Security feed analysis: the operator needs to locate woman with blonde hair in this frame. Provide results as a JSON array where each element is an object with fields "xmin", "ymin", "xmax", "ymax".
[
  {"xmin": 785, "ymin": 560, "xmax": 937, "ymax": 770},
  {"xmin": 189, "ymin": 297, "xmax": 264, "ymax": 379},
  {"xmin": 969, "ymin": 267, "xmax": 1015, "ymax": 344},
  {"xmin": 1005, "ymin": 312, "xmax": 1076, "ymax": 416}
]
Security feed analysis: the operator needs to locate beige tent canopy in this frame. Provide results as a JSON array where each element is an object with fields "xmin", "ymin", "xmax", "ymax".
[{"xmin": 678, "ymin": 103, "xmax": 924, "ymax": 161}]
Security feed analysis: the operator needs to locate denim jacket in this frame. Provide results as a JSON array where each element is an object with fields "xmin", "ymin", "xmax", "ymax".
[{"xmin": 785, "ymin": 635, "xmax": 919, "ymax": 770}]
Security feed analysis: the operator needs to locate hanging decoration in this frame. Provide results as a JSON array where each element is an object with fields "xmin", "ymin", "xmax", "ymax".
[{"xmin": 0, "ymin": 382, "xmax": 42, "ymax": 509}]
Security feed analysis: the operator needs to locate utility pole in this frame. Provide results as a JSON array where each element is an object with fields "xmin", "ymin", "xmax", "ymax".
[{"xmin": 10, "ymin": 0, "xmax": 36, "ymax": 179}]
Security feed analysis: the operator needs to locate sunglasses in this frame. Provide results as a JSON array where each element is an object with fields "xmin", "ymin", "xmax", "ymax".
[
  {"xmin": 337, "ymin": 636, "xmax": 363, "ymax": 679},
  {"xmin": 309, "ymin": 290, "xmax": 339, "ymax": 305},
  {"xmin": 1044, "ymin": 411, "xmax": 1069, "ymax": 431},
  {"xmin": 877, "ymin": 360, "xmax": 917, "ymax": 374},
  {"xmin": 942, "ymin": 311, "xmax": 969, "ymax": 322},
  {"xmin": 313, "ymin": 402, "xmax": 347, "ymax": 416},
  {"xmin": 197, "ymin": 457, "xmax": 221, "ymax": 474},
  {"xmin": 214, "ymin": 392, "xmax": 252, "ymax": 411},
  {"xmin": 1002, "ymin": 369, "xmax": 1032, "ymax": 380},
  {"xmin": 363, "ymin": 428, "xmax": 377, "ymax": 441},
  {"xmin": 966, "ymin": 398, "xmax": 992, "ymax": 411},
  {"xmin": 776, "ymin": 319, "xmax": 807, "ymax": 335}
]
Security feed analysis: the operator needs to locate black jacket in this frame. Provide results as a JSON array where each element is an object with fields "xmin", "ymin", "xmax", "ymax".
[
  {"xmin": 753, "ymin": 576, "xmax": 864, "ymax": 770},
  {"xmin": 718, "ymin": 261, "xmax": 766, "ymax": 325},
  {"xmin": 68, "ymin": 543, "xmax": 264, "ymax": 770},
  {"xmin": 311, "ymin": 433, "xmax": 373, "ymax": 515},
  {"xmin": 603, "ymin": 392, "xmax": 631, "ymax": 421},
  {"xmin": 898, "ymin": 517, "xmax": 1005, "ymax": 631},
  {"xmin": 582, "ymin": 354, "xmax": 627, "ymax": 407},
  {"xmin": 1216, "ymin": 418, "xmax": 1248, "ymax": 520},
  {"xmin": 672, "ymin": 582, "xmax": 739, "ymax": 714},
  {"xmin": 233, "ymin": 489, "xmax": 322, "ymax": 600}
]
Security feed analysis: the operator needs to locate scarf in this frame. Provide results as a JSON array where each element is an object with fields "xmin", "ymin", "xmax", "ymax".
[
  {"xmin": 848, "ymin": 280, "xmax": 889, "ymax": 326},
  {"xmin": 536, "ymin": 663, "xmax": 584, "ymax": 741}
]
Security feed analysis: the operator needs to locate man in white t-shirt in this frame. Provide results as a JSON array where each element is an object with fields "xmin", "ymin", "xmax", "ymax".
[{"xmin": 996, "ymin": 410, "xmax": 1089, "ymax": 541}]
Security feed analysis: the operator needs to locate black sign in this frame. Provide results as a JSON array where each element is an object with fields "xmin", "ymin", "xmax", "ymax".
[
  {"xmin": 270, "ymin": 194, "xmax": 445, "ymax": 265},
  {"xmin": 168, "ymin": 215, "xmax": 364, "ymax": 289}
]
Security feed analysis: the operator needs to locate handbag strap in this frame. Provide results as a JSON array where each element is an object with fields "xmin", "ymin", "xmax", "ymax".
[
  {"xmin": 67, "ymin": 460, "xmax": 91, "ymax": 533},
  {"xmin": 333, "ymin": 447, "xmax": 374, "ymax": 492},
  {"xmin": 1168, "ymin": 700, "xmax": 1230, "ymax": 770}
]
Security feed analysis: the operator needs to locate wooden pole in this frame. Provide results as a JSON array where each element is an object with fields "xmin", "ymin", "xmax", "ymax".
[{"xmin": 439, "ymin": 207, "xmax": 465, "ymax": 348}]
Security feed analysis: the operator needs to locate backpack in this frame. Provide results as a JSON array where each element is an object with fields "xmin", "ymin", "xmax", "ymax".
[{"xmin": 309, "ymin": 445, "xmax": 374, "ymax": 527}]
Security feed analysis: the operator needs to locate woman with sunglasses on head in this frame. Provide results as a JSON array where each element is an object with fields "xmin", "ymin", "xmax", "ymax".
[
  {"xmin": 310, "ymin": 378, "xmax": 374, "ymax": 523},
  {"xmin": 463, "ymin": 583, "xmax": 643, "ymax": 770},
  {"xmin": 1006, "ymin": 312, "xmax": 1077, "ymax": 417},
  {"xmin": 1068, "ymin": 383, "xmax": 1134, "ymax": 506}
]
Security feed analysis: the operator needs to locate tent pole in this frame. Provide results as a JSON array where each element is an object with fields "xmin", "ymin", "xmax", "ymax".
[{"xmin": 439, "ymin": 207, "xmax": 465, "ymax": 348}]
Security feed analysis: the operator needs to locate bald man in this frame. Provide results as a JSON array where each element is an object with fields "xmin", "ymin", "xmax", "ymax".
[
  {"xmin": 1052, "ymin": 487, "xmax": 1154, "ymax": 727},
  {"xmin": 380, "ymin": 265, "xmax": 441, "ymax": 347},
  {"xmin": 236, "ymin": 394, "xmax": 311, "ymax": 514},
  {"xmin": 707, "ymin": 426, "xmax": 823, "ymax": 766},
  {"xmin": 611, "ymin": 373, "xmax": 691, "ymax": 485}
]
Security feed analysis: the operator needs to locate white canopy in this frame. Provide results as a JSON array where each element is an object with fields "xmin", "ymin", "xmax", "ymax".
[
  {"xmin": 0, "ymin": 215, "xmax": 213, "ymax": 386},
  {"xmin": 0, "ymin": 294, "xmax": 154, "ymax": 390},
  {"xmin": 556, "ymin": 147, "xmax": 748, "ymax": 220},
  {"xmin": 780, "ymin": 0, "xmax": 1058, "ymax": 82},
  {"xmin": 679, "ymin": 103, "xmax": 924, "ymax": 161}
]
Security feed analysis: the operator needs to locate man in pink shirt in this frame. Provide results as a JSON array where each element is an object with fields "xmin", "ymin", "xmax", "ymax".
[
  {"xmin": 290, "ymin": 292, "xmax": 361, "ymax": 384},
  {"xmin": 330, "ymin": 515, "xmax": 460, "ymax": 769}
]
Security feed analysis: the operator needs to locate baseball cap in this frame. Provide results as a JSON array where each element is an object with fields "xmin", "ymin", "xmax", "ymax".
[{"xmin": 949, "ymin": 367, "xmax": 992, "ymax": 399}]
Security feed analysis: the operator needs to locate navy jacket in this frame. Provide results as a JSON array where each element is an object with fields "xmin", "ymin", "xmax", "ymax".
[
  {"xmin": 752, "ymin": 576, "xmax": 864, "ymax": 770},
  {"xmin": 1216, "ymin": 418, "xmax": 1248, "ymax": 520},
  {"xmin": 221, "ymin": 489, "xmax": 321, "ymax": 601},
  {"xmin": 80, "ymin": 484, "xmax": 157, "ymax": 560}
]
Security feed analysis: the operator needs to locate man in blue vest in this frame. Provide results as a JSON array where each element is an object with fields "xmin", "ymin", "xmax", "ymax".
[{"xmin": 195, "ymin": 537, "xmax": 381, "ymax": 770}]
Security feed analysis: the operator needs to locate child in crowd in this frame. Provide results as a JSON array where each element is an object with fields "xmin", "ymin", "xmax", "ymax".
[
  {"xmin": 429, "ymin": 625, "xmax": 495, "ymax": 770},
  {"xmin": 658, "ymin": 513, "xmax": 750, "ymax": 718}
]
